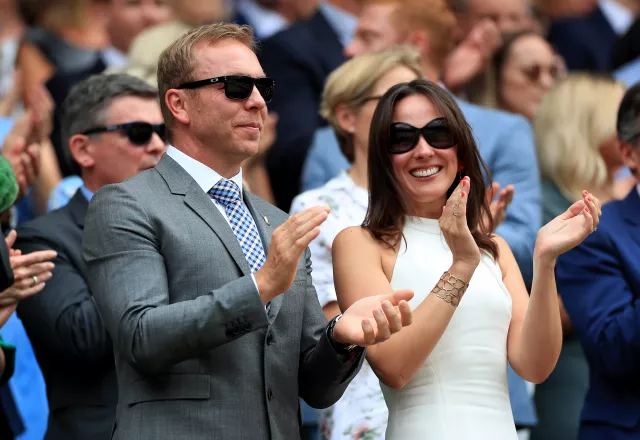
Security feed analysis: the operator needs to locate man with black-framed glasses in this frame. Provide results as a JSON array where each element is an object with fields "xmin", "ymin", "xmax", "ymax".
[{"xmin": 13, "ymin": 73, "xmax": 166, "ymax": 440}]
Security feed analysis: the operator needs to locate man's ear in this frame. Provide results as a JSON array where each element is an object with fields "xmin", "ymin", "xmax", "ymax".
[
  {"xmin": 408, "ymin": 30, "xmax": 431, "ymax": 59},
  {"xmin": 68, "ymin": 134, "xmax": 95, "ymax": 169},
  {"xmin": 620, "ymin": 140, "xmax": 639, "ymax": 174},
  {"xmin": 165, "ymin": 89, "xmax": 191, "ymax": 126}
]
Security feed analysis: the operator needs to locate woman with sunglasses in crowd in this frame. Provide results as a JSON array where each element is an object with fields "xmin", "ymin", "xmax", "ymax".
[
  {"xmin": 332, "ymin": 79, "xmax": 601, "ymax": 439},
  {"xmin": 467, "ymin": 30, "xmax": 562, "ymax": 121},
  {"xmin": 290, "ymin": 46, "xmax": 423, "ymax": 440}
]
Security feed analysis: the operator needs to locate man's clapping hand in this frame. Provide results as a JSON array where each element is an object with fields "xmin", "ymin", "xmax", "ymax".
[
  {"xmin": 0, "ymin": 230, "xmax": 56, "ymax": 307},
  {"xmin": 332, "ymin": 291, "xmax": 414, "ymax": 347}
]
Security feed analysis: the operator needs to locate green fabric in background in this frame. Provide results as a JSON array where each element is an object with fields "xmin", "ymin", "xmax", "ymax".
[{"xmin": 0, "ymin": 335, "xmax": 16, "ymax": 386}]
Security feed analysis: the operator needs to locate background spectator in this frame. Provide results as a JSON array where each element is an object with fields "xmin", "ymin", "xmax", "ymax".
[
  {"xmin": 555, "ymin": 81, "xmax": 640, "ymax": 440},
  {"xmin": 16, "ymin": 73, "xmax": 166, "ymax": 440},
  {"xmin": 469, "ymin": 30, "xmax": 561, "ymax": 121},
  {"xmin": 103, "ymin": 0, "xmax": 173, "ymax": 69},
  {"xmin": 257, "ymin": 0, "xmax": 357, "ymax": 210},
  {"xmin": 531, "ymin": 73, "xmax": 627, "ymax": 440},
  {"xmin": 547, "ymin": 0, "xmax": 639, "ymax": 73}
]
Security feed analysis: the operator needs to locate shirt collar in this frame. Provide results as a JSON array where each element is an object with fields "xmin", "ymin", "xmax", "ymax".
[
  {"xmin": 80, "ymin": 185, "xmax": 94, "ymax": 202},
  {"xmin": 166, "ymin": 145, "xmax": 244, "ymax": 195},
  {"xmin": 636, "ymin": 182, "xmax": 640, "ymax": 199},
  {"xmin": 599, "ymin": 0, "xmax": 634, "ymax": 35},
  {"xmin": 318, "ymin": 2, "xmax": 357, "ymax": 48},
  {"xmin": 236, "ymin": 0, "xmax": 289, "ymax": 40},
  {"xmin": 101, "ymin": 46, "xmax": 129, "ymax": 69}
]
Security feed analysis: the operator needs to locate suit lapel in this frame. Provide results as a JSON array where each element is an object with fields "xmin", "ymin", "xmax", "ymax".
[
  {"xmin": 67, "ymin": 190, "xmax": 89, "ymax": 229},
  {"xmin": 156, "ymin": 155, "xmax": 251, "ymax": 276},
  {"xmin": 183, "ymin": 186, "xmax": 252, "ymax": 276},
  {"xmin": 244, "ymin": 193, "xmax": 284, "ymax": 321}
]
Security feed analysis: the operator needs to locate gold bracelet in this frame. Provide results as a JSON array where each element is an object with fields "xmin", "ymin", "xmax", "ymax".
[{"xmin": 431, "ymin": 271, "xmax": 469, "ymax": 307}]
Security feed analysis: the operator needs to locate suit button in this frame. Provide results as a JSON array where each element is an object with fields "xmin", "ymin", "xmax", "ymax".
[
  {"xmin": 266, "ymin": 333, "xmax": 274, "ymax": 345},
  {"xmin": 267, "ymin": 388, "xmax": 273, "ymax": 401}
]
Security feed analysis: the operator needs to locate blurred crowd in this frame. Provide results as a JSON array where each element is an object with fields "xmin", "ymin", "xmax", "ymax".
[{"xmin": 0, "ymin": 0, "xmax": 638, "ymax": 439}]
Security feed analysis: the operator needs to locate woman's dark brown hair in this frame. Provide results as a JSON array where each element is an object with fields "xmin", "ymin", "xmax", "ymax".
[{"xmin": 363, "ymin": 79, "xmax": 499, "ymax": 259}]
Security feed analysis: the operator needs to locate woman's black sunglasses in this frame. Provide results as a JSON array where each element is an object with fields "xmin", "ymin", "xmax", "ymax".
[
  {"xmin": 177, "ymin": 75, "xmax": 275, "ymax": 103},
  {"xmin": 82, "ymin": 122, "xmax": 167, "ymax": 146},
  {"xmin": 389, "ymin": 118, "xmax": 456, "ymax": 154}
]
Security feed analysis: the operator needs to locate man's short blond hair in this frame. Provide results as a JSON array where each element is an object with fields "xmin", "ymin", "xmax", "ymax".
[
  {"xmin": 321, "ymin": 46, "xmax": 424, "ymax": 162},
  {"xmin": 366, "ymin": 0, "xmax": 457, "ymax": 70},
  {"xmin": 157, "ymin": 23, "xmax": 256, "ymax": 140}
]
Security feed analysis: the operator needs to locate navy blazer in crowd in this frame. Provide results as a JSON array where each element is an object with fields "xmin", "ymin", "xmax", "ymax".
[
  {"xmin": 547, "ymin": 5, "xmax": 618, "ymax": 72},
  {"xmin": 556, "ymin": 188, "xmax": 640, "ymax": 440},
  {"xmin": 257, "ymin": 8, "xmax": 346, "ymax": 211}
]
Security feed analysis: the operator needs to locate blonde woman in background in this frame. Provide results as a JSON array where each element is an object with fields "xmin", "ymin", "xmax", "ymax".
[
  {"xmin": 530, "ymin": 73, "xmax": 630, "ymax": 440},
  {"xmin": 535, "ymin": 74, "xmax": 631, "ymax": 222},
  {"xmin": 290, "ymin": 46, "xmax": 424, "ymax": 440}
]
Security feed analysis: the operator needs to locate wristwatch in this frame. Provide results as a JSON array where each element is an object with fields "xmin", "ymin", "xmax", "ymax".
[{"xmin": 327, "ymin": 314, "xmax": 360, "ymax": 355}]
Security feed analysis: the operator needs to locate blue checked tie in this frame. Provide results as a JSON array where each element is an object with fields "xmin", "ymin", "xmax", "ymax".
[{"xmin": 208, "ymin": 179, "xmax": 267, "ymax": 273}]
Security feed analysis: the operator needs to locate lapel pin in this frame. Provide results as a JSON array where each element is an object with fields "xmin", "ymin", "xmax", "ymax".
[{"xmin": 263, "ymin": 215, "xmax": 270, "ymax": 226}]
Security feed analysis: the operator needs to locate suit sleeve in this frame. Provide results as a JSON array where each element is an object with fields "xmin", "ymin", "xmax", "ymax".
[
  {"xmin": 556, "ymin": 228, "xmax": 640, "ymax": 382},
  {"xmin": 492, "ymin": 117, "xmax": 541, "ymax": 287},
  {"xmin": 82, "ymin": 184, "xmax": 270, "ymax": 375},
  {"xmin": 297, "ymin": 247, "xmax": 364, "ymax": 409},
  {"xmin": 15, "ymin": 227, "xmax": 112, "ymax": 364}
]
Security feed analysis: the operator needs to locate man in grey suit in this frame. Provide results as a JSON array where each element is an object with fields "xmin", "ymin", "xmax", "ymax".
[{"xmin": 82, "ymin": 23, "xmax": 413, "ymax": 440}]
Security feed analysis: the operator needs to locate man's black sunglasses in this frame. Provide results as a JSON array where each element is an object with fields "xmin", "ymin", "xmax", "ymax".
[
  {"xmin": 389, "ymin": 118, "xmax": 456, "ymax": 154},
  {"xmin": 82, "ymin": 122, "xmax": 167, "ymax": 146},
  {"xmin": 176, "ymin": 75, "xmax": 275, "ymax": 103}
]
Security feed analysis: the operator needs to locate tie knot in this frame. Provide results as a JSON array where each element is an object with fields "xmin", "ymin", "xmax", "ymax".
[{"xmin": 209, "ymin": 179, "xmax": 241, "ymax": 207}]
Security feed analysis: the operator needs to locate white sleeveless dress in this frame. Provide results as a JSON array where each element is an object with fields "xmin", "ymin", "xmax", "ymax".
[{"xmin": 382, "ymin": 217, "xmax": 516, "ymax": 439}]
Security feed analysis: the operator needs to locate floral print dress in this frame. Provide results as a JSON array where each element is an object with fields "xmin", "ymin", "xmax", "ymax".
[{"xmin": 290, "ymin": 171, "xmax": 389, "ymax": 440}]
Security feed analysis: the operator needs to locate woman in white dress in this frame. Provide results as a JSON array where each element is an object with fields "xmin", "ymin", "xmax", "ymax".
[
  {"xmin": 332, "ymin": 79, "xmax": 602, "ymax": 439},
  {"xmin": 290, "ymin": 47, "xmax": 424, "ymax": 440}
]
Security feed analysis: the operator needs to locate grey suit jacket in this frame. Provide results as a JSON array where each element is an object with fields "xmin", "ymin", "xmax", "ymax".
[{"xmin": 82, "ymin": 154, "xmax": 364, "ymax": 440}]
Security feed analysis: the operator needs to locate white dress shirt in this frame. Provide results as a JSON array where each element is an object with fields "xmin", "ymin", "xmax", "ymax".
[
  {"xmin": 166, "ymin": 146, "xmax": 263, "ymax": 293},
  {"xmin": 599, "ymin": 0, "xmax": 634, "ymax": 35}
]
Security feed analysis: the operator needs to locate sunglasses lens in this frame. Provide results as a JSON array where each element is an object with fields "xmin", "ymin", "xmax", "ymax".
[
  {"xmin": 226, "ymin": 77, "xmax": 254, "ymax": 100},
  {"xmin": 127, "ymin": 123, "xmax": 153, "ymax": 145},
  {"xmin": 390, "ymin": 128, "xmax": 418, "ymax": 154},
  {"xmin": 255, "ymin": 78, "xmax": 275, "ymax": 103},
  {"xmin": 154, "ymin": 124, "xmax": 168, "ymax": 144},
  {"xmin": 425, "ymin": 128, "xmax": 455, "ymax": 149}
]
